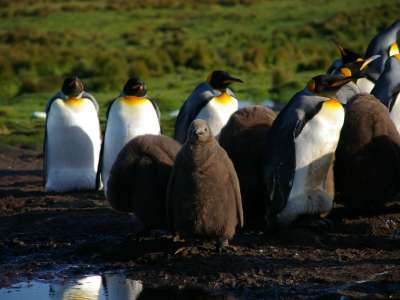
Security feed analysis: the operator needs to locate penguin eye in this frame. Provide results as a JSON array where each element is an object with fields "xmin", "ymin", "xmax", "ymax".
[{"xmin": 307, "ymin": 79, "xmax": 316, "ymax": 92}]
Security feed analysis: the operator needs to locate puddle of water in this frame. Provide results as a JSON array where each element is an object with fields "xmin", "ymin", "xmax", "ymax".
[
  {"xmin": 0, "ymin": 274, "xmax": 142, "ymax": 300},
  {"xmin": 0, "ymin": 273, "xmax": 235, "ymax": 300}
]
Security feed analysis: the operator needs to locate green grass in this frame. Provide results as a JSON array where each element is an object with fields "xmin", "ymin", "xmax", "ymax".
[{"xmin": 0, "ymin": 0, "xmax": 398, "ymax": 149}]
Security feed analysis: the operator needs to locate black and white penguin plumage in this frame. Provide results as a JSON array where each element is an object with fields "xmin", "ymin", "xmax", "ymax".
[
  {"xmin": 263, "ymin": 75, "xmax": 354, "ymax": 227},
  {"xmin": 363, "ymin": 19, "xmax": 400, "ymax": 89},
  {"xmin": 330, "ymin": 50, "xmax": 381, "ymax": 96},
  {"xmin": 44, "ymin": 77, "xmax": 101, "ymax": 192},
  {"xmin": 326, "ymin": 41, "xmax": 364, "ymax": 75},
  {"xmin": 372, "ymin": 54, "xmax": 400, "ymax": 133},
  {"xmin": 174, "ymin": 70, "xmax": 242, "ymax": 144},
  {"xmin": 98, "ymin": 77, "xmax": 161, "ymax": 194}
]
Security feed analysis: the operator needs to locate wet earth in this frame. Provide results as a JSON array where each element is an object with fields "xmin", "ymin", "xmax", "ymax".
[{"xmin": 0, "ymin": 143, "xmax": 399, "ymax": 299}]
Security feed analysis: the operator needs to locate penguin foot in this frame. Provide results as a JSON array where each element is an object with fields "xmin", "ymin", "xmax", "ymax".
[
  {"xmin": 390, "ymin": 229, "xmax": 400, "ymax": 240},
  {"xmin": 216, "ymin": 239, "xmax": 230, "ymax": 254},
  {"xmin": 293, "ymin": 215, "xmax": 334, "ymax": 233}
]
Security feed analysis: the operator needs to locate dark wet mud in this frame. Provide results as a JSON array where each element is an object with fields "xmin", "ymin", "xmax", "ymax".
[{"xmin": 0, "ymin": 143, "xmax": 399, "ymax": 299}]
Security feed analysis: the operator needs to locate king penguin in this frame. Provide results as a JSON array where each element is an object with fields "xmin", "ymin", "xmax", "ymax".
[
  {"xmin": 363, "ymin": 19, "xmax": 400, "ymax": 91},
  {"xmin": 44, "ymin": 76, "xmax": 101, "ymax": 192},
  {"xmin": 372, "ymin": 54, "xmax": 400, "ymax": 133},
  {"xmin": 263, "ymin": 74, "xmax": 355, "ymax": 228},
  {"xmin": 174, "ymin": 70, "xmax": 243, "ymax": 143},
  {"xmin": 98, "ymin": 77, "xmax": 161, "ymax": 194}
]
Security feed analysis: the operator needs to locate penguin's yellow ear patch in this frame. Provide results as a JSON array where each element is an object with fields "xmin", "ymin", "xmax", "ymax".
[
  {"xmin": 65, "ymin": 97, "xmax": 84, "ymax": 106},
  {"xmin": 122, "ymin": 96, "xmax": 148, "ymax": 106},
  {"xmin": 323, "ymin": 98, "xmax": 342, "ymax": 109},
  {"xmin": 214, "ymin": 91, "xmax": 233, "ymax": 105},
  {"xmin": 394, "ymin": 53, "xmax": 400, "ymax": 61},
  {"xmin": 389, "ymin": 42, "xmax": 399, "ymax": 57},
  {"xmin": 339, "ymin": 67, "xmax": 352, "ymax": 77},
  {"xmin": 307, "ymin": 79, "xmax": 316, "ymax": 92}
]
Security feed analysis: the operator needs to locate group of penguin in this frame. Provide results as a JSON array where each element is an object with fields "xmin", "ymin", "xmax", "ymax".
[{"xmin": 43, "ymin": 19, "xmax": 400, "ymax": 251}]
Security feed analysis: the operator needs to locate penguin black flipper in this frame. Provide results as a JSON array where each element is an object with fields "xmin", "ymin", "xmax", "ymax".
[
  {"xmin": 174, "ymin": 82, "xmax": 220, "ymax": 143},
  {"xmin": 264, "ymin": 91, "xmax": 323, "ymax": 220},
  {"xmin": 364, "ymin": 19, "xmax": 400, "ymax": 81},
  {"xmin": 372, "ymin": 56, "xmax": 400, "ymax": 109},
  {"xmin": 96, "ymin": 98, "xmax": 117, "ymax": 189},
  {"xmin": 43, "ymin": 92, "xmax": 66, "ymax": 186}
]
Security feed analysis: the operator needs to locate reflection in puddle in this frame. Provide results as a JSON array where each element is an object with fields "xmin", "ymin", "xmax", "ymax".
[
  {"xmin": 0, "ymin": 274, "xmax": 142, "ymax": 300},
  {"xmin": 0, "ymin": 274, "xmax": 234, "ymax": 300}
]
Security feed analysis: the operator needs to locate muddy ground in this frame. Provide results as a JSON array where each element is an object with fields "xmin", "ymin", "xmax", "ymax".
[{"xmin": 0, "ymin": 143, "xmax": 399, "ymax": 299}]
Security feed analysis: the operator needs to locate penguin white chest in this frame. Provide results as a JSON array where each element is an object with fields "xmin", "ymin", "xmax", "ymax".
[
  {"xmin": 45, "ymin": 98, "xmax": 101, "ymax": 192},
  {"xmin": 356, "ymin": 77, "xmax": 375, "ymax": 94},
  {"xmin": 277, "ymin": 100, "xmax": 345, "ymax": 225},
  {"xmin": 196, "ymin": 94, "xmax": 238, "ymax": 136},
  {"xmin": 389, "ymin": 94, "xmax": 400, "ymax": 133},
  {"xmin": 101, "ymin": 98, "xmax": 160, "ymax": 193}
]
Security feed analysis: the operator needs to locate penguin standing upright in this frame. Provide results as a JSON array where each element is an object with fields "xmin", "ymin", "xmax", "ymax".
[
  {"xmin": 372, "ymin": 55, "xmax": 400, "ymax": 133},
  {"xmin": 167, "ymin": 119, "xmax": 243, "ymax": 251},
  {"xmin": 174, "ymin": 70, "xmax": 242, "ymax": 143},
  {"xmin": 98, "ymin": 77, "xmax": 161, "ymax": 194},
  {"xmin": 107, "ymin": 134, "xmax": 181, "ymax": 230},
  {"xmin": 44, "ymin": 77, "xmax": 101, "ymax": 192},
  {"xmin": 219, "ymin": 106, "xmax": 276, "ymax": 230},
  {"xmin": 264, "ymin": 74, "xmax": 354, "ymax": 227}
]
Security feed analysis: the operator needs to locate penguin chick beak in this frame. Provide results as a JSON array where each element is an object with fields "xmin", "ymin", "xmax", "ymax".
[{"xmin": 359, "ymin": 54, "xmax": 381, "ymax": 71}]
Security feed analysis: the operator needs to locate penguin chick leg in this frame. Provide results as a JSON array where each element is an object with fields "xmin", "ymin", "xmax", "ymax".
[{"xmin": 216, "ymin": 238, "xmax": 229, "ymax": 254}]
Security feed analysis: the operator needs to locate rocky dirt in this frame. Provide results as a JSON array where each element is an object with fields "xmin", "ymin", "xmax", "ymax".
[{"xmin": 0, "ymin": 143, "xmax": 399, "ymax": 299}]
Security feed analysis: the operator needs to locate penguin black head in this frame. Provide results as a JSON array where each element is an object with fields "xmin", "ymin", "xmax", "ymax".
[
  {"xmin": 207, "ymin": 70, "xmax": 243, "ymax": 90},
  {"xmin": 188, "ymin": 119, "xmax": 211, "ymax": 143},
  {"xmin": 307, "ymin": 74, "xmax": 359, "ymax": 98},
  {"xmin": 333, "ymin": 40, "xmax": 363, "ymax": 65},
  {"xmin": 123, "ymin": 77, "xmax": 147, "ymax": 97},
  {"xmin": 61, "ymin": 76, "xmax": 84, "ymax": 97},
  {"xmin": 338, "ymin": 54, "xmax": 381, "ymax": 79}
]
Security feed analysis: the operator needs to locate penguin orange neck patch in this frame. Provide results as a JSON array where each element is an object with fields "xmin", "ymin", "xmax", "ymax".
[
  {"xmin": 122, "ymin": 96, "xmax": 148, "ymax": 106},
  {"xmin": 65, "ymin": 97, "xmax": 84, "ymax": 106},
  {"xmin": 213, "ymin": 91, "xmax": 233, "ymax": 105},
  {"xmin": 323, "ymin": 98, "xmax": 342, "ymax": 109}
]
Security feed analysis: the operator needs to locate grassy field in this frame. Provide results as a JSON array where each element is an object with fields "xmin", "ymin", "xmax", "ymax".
[{"xmin": 0, "ymin": 0, "xmax": 397, "ymax": 149}]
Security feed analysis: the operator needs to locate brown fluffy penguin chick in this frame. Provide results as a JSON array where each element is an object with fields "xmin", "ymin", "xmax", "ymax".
[
  {"xmin": 167, "ymin": 119, "xmax": 243, "ymax": 251},
  {"xmin": 218, "ymin": 105, "xmax": 276, "ymax": 230},
  {"xmin": 107, "ymin": 134, "xmax": 181, "ymax": 230},
  {"xmin": 334, "ymin": 94, "xmax": 400, "ymax": 211}
]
